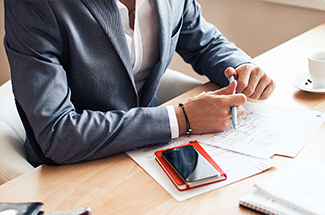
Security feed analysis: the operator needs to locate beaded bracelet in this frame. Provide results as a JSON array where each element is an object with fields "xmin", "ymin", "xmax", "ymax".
[{"xmin": 179, "ymin": 103, "xmax": 192, "ymax": 135}]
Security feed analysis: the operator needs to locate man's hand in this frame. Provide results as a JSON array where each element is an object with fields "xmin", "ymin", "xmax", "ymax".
[
  {"xmin": 175, "ymin": 81, "xmax": 247, "ymax": 135},
  {"xmin": 225, "ymin": 64, "xmax": 275, "ymax": 100}
]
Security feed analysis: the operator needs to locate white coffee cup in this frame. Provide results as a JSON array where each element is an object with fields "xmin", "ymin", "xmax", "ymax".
[{"xmin": 308, "ymin": 51, "xmax": 325, "ymax": 89}]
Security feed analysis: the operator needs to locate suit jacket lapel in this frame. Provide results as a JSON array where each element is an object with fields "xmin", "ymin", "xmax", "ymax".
[
  {"xmin": 81, "ymin": 0, "xmax": 136, "ymax": 88},
  {"xmin": 155, "ymin": 0, "xmax": 171, "ymax": 61},
  {"xmin": 140, "ymin": 0, "xmax": 171, "ymax": 106}
]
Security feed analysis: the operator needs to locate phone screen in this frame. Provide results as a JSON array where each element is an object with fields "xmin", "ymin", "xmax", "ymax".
[{"xmin": 162, "ymin": 145, "xmax": 221, "ymax": 183}]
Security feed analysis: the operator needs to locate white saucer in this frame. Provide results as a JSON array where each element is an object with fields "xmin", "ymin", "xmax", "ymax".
[{"xmin": 291, "ymin": 72, "xmax": 325, "ymax": 93}]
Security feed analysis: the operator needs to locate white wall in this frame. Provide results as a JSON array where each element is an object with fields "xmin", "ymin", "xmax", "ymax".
[
  {"xmin": 169, "ymin": 0, "xmax": 325, "ymax": 82},
  {"xmin": 1, "ymin": 0, "xmax": 325, "ymax": 85}
]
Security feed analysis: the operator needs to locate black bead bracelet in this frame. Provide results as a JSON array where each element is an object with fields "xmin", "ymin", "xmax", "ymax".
[{"xmin": 179, "ymin": 103, "xmax": 192, "ymax": 135}]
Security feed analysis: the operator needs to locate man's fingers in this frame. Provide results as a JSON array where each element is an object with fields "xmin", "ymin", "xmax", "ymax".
[
  {"xmin": 240, "ymin": 67, "xmax": 264, "ymax": 97},
  {"xmin": 209, "ymin": 82, "xmax": 247, "ymax": 107},
  {"xmin": 237, "ymin": 104, "xmax": 245, "ymax": 117},
  {"xmin": 249, "ymin": 73, "xmax": 269, "ymax": 99},
  {"xmin": 236, "ymin": 65, "xmax": 252, "ymax": 93},
  {"xmin": 224, "ymin": 67, "xmax": 236, "ymax": 79},
  {"xmin": 212, "ymin": 80, "xmax": 237, "ymax": 96},
  {"xmin": 257, "ymin": 79, "xmax": 276, "ymax": 100},
  {"xmin": 229, "ymin": 93, "xmax": 247, "ymax": 107}
]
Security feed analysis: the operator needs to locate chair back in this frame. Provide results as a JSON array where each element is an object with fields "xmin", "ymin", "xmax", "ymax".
[{"xmin": 0, "ymin": 80, "xmax": 34, "ymax": 185}]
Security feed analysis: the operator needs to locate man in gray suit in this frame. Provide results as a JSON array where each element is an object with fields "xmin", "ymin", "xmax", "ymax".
[{"xmin": 4, "ymin": 0, "xmax": 275, "ymax": 166}]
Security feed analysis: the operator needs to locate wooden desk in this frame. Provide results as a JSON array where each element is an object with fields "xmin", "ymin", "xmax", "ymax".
[{"xmin": 1, "ymin": 24, "xmax": 325, "ymax": 215}]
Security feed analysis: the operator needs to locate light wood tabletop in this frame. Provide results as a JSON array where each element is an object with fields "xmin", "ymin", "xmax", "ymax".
[{"xmin": 1, "ymin": 23, "xmax": 325, "ymax": 215}]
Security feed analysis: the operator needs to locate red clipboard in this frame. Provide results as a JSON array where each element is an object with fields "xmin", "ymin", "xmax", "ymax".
[{"xmin": 155, "ymin": 140, "xmax": 227, "ymax": 191}]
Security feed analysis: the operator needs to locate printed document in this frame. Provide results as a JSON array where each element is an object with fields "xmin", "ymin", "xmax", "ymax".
[
  {"xmin": 195, "ymin": 102, "xmax": 324, "ymax": 158},
  {"xmin": 127, "ymin": 102, "xmax": 324, "ymax": 201}
]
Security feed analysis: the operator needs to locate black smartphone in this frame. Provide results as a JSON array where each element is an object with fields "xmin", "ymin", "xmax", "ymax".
[{"xmin": 161, "ymin": 145, "xmax": 221, "ymax": 185}]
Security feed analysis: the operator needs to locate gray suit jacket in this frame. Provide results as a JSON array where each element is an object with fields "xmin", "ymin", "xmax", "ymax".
[{"xmin": 4, "ymin": 0, "xmax": 252, "ymax": 165}]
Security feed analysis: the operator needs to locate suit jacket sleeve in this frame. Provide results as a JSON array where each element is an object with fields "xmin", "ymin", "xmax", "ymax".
[
  {"xmin": 4, "ymin": 0, "xmax": 171, "ymax": 165},
  {"xmin": 4, "ymin": 0, "xmax": 253, "ymax": 166},
  {"xmin": 176, "ymin": 1, "xmax": 253, "ymax": 87}
]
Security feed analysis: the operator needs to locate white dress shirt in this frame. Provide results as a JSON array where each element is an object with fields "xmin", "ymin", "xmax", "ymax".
[{"xmin": 116, "ymin": 0, "xmax": 179, "ymax": 139}]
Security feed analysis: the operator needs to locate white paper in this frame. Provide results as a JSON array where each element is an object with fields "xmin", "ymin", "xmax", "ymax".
[
  {"xmin": 127, "ymin": 135, "xmax": 273, "ymax": 202},
  {"xmin": 126, "ymin": 102, "xmax": 323, "ymax": 201},
  {"xmin": 276, "ymin": 116, "xmax": 324, "ymax": 157},
  {"xmin": 240, "ymin": 189, "xmax": 307, "ymax": 215},
  {"xmin": 195, "ymin": 102, "xmax": 325, "ymax": 158},
  {"xmin": 254, "ymin": 158, "xmax": 325, "ymax": 215}
]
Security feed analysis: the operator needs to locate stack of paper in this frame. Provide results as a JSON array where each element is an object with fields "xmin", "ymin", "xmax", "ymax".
[
  {"xmin": 127, "ymin": 102, "xmax": 325, "ymax": 201},
  {"xmin": 240, "ymin": 159, "xmax": 325, "ymax": 215},
  {"xmin": 195, "ymin": 102, "xmax": 325, "ymax": 159}
]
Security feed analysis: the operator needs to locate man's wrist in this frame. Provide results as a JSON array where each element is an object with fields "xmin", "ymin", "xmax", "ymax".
[
  {"xmin": 174, "ymin": 104, "xmax": 186, "ymax": 136},
  {"xmin": 178, "ymin": 103, "xmax": 192, "ymax": 135}
]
